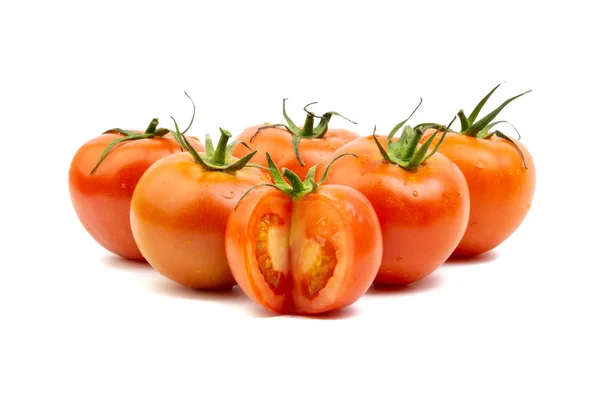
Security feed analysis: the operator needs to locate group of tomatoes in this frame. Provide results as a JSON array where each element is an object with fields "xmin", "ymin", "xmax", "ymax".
[{"xmin": 68, "ymin": 84, "xmax": 536, "ymax": 315}]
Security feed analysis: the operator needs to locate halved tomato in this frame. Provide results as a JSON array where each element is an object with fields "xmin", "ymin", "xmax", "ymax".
[{"xmin": 226, "ymin": 155, "xmax": 382, "ymax": 314}]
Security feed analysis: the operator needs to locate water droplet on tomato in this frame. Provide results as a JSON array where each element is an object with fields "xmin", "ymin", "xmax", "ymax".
[
  {"xmin": 395, "ymin": 256, "xmax": 402, "ymax": 262},
  {"xmin": 121, "ymin": 183, "xmax": 127, "ymax": 189},
  {"xmin": 412, "ymin": 190, "xmax": 419, "ymax": 197},
  {"xmin": 469, "ymin": 221, "xmax": 478, "ymax": 228},
  {"xmin": 476, "ymin": 161, "xmax": 485, "ymax": 169},
  {"xmin": 222, "ymin": 190, "xmax": 235, "ymax": 199}
]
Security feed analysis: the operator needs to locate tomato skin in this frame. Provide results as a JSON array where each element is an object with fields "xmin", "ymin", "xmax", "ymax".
[
  {"xmin": 130, "ymin": 152, "xmax": 269, "ymax": 289},
  {"xmin": 232, "ymin": 124, "xmax": 359, "ymax": 179},
  {"xmin": 317, "ymin": 136, "xmax": 470, "ymax": 285},
  {"xmin": 68, "ymin": 132, "xmax": 204, "ymax": 260},
  {"xmin": 225, "ymin": 185, "xmax": 382, "ymax": 314},
  {"xmin": 421, "ymin": 130, "xmax": 536, "ymax": 257}
]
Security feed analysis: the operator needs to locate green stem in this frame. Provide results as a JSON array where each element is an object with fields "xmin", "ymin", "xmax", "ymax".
[
  {"xmin": 145, "ymin": 118, "xmax": 159, "ymax": 134},
  {"xmin": 301, "ymin": 113, "xmax": 315, "ymax": 137},
  {"xmin": 212, "ymin": 128, "xmax": 231, "ymax": 165},
  {"xmin": 283, "ymin": 168, "xmax": 306, "ymax": 196},
  {"xmin": 401, "ymin": 127, "xmax": 424, "ymax": 161},
  {"xmin": 251, "ymin": 99, "xmax": 357, "ymax": 166},
  {"xmin": 375, "ymin": 104, "xmax": 455, "ymax": 170},
  {"xmin": 235, "ymin": 151, "xmax": 357, "ymax": 209},
  {"xmin": 457, "ymin": 110, "xmax": 470, "ymax": 133}
]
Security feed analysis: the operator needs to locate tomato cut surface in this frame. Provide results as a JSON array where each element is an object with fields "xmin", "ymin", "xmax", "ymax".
[
  {"xmin": 226, "ymin": 185, "xmax": 382, "ymax": 315},
  {"xmin": 255, "ymin": 214, "xmax": 289, "ymax": 295}
]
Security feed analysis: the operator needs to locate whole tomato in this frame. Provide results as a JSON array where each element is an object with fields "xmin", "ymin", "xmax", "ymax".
[
  {"xmin": 233, "ymin": 99, "xmax": 359, "ymax": 179},
  {"xmin": 130, "ymin": 122, "xmax": 269, "ymax": 289},
  {"xmin": 69, "ymin": 116, "xmax": 203, "ymax": 261},
  {"xmin": 421, "ymin": 84, "xmax": 535, "ymax": 257},
  {"xmin": 318, "ymin": 102, "xmax": 470, "ymax": 285},
  {"xmin": 226, "ymin": 153, "xmax": 382, "ymax": 314}
]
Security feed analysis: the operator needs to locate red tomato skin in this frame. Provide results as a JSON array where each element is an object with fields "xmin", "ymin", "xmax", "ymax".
[
  {"xmin": 68, "ymin": 133, "xmax": 204, "ymax": 260},
  {"xmin": 130, "ymin": 152, "xmax": 269, "ymax": 289},
  {"xmin": 317, "ymin": 136, "xmax": 470, "ymax": 285},
  {"xmin": 421, "ymin": 130, "xmax": 536, "ymax": 257},
  {"xmin": 225, "ymin": 185, "xmax": 382, "ymax": 314},
  {"xmin": 232, "ymin": 124, "xmax": 359, "ymax": 179}
]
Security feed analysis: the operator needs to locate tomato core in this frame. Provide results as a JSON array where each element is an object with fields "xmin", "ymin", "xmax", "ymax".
[
  {"xmin": 301, "ymin": 236, "xmax": 337, "ymax": 299},
  {"xmin": 255, "ymin": 214, "xmax": 289, "ymax": 295}
]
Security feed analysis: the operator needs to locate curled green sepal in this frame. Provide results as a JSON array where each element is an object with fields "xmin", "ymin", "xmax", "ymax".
[
  {"xmin": 373, "ymin": 100, "xmax": 456, "ymax": 170},
  {"xmin": 251, "ymin": 98, "xmax": 357, "ymax": 167},
  {"xmin": 457, "ymin": 83, "xmax": 531, "ymax": 168},
  {"xmin": 235, "ymin": 152, "xmax": 357, "ymax": 208},
  {"xmin": 171, "ymin": 119, "xmax": 257, "ymax": 173},
  {"xmin": 90, "ymin": 91, "xmax": 198, "ymax": 175},
  {"xmin": 89, "ymin": 118, "xmax": 171, "ymax": 174}
]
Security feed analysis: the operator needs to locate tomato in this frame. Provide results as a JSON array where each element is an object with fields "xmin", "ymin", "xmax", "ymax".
[
  {"xmin": 318, "ymin": 103, "xmax": 470, "ymax": 285},
  {"xmin": 421, "ymin": 84, "xmax": 535, "ymax": 257},
  {"xmin": 233, "ymin": 99, "xmax": 359, "ymax": 179},
  {"xmin": 69, "ymin": 118, "xmax": 203, "ymax": 260},
  {"xmin": 226, "ymin": 154, "xmax": 382, "ymax": 314},
  {"xmin": 130, "ymin": 125, "xmax": 269, "ymax": 289}
]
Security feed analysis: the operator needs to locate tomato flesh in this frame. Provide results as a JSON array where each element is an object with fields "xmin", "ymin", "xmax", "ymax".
[
  {"xmin": 252, "ymin": 208, "xmax": 339, "ymax": 302},
  {"xmin": 300, "ymin": 237, "xmax": 337, "ymax": 299},
  {"xmin": 255, "ymin": 214, "xmax": 289, "ymax": 295}
]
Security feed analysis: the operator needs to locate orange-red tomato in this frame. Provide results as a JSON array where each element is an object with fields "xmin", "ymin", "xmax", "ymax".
[
  {"xmin": 318, "ymin": 135, "xmax": 470, "ymax": 285},
  {"xmin": 233, "ymin": 124, "xmax": 359, "ymax": 179},
  {"xmin": 421, "ymin": 131, "xmax": 535, "ymax": 257},
  {"xmin": 225, "ymin": 185, "xmax": 382, "ymax": 314},
  {"xmin": 130, "ymin": 152, "xmax": 269, "ymax": 289},
  {"xmin": 69, "ymin": 130, "xmax": 203, "ymax": 260}
]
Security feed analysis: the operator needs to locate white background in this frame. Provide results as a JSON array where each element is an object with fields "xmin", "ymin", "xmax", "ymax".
[{"xmin": 1, "ymin": 1, "xmax": 598, "ymax": 399}]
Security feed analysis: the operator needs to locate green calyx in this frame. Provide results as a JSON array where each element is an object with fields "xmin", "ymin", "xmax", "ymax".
[
  {"xmin": 89, "ymin": 118, "xmax": 173, "ymax": 174},
  {"xmin": 235, "ymin": 152, "xmax": 357, "ymax": 208},
  {"xmin": 89, "ymin": 91, "xmax": 198, "ymax": 175},
  {"xmin": 169, "ymin": 92, "xmax": 257, "ymax": 172},
  {"xmin": 373, "ymin": 99, "xmax": 456, "ymax": 170},
  {"xmin": 171, "ymin": 120, "xmax": 258, "ymax": 173},
  {"xmin": 457, "ymin": 83, "xmax": 532, "ymax": 168},
  {"xmin": 251, "ymin": 98, "xmax": 357, "ymax": 167}
]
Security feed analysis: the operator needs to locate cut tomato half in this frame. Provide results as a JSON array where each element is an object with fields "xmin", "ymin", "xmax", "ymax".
[{"xmin": 226, "ymin": 185, "xmax": 382, "ymax": 315}]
